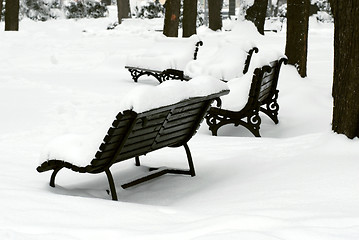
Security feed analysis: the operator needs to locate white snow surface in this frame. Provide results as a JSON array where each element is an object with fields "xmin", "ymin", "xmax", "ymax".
[{"xmin": 1, "ymin": 7, "xmax": 359, "ymax": 240}]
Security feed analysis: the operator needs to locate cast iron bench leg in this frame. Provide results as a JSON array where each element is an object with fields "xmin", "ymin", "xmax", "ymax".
[
  {"xmin": 184, "ymin": 143, "xmax": 196, "ymax": 177},
  {"xmin": 105, "ymin": 169, "xmax": 118, "ymax": 201},
  {"xmin": 50, "ymin": 167, "xmax": 63, "ymax": 187}
]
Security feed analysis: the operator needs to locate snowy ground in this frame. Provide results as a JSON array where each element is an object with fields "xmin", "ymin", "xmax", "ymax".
[{"xmin": 1, "ymin": 7, "xmax": 359, "ymax": 240}]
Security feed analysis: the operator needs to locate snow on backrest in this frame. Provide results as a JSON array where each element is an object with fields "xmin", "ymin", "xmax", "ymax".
[{"xmin": 126, "ymin": 35, "xmax": 201, "ymax": 71}]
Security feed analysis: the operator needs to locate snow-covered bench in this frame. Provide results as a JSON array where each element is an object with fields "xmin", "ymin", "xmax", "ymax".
[
  {"xmin": 205, "ymin": 57, "xmax": 287, "ymax": 137},
  {"xmin": 125, "ymin": 35, "xmax": 203, "ymax": 83},
  {"xmin": 37, "ymin": 77, "xmax": 229, "ymax": 201},
  {"xmin": 164, "ymin": 45, "xmax": 259, "ymax": 82},
  {"xmin": 125, "ymin": 35, "xmax": 258, "ymax": 83},
  {"xmin": 184, "ymin": 42, "xmax": 259, "ymax": 82}
]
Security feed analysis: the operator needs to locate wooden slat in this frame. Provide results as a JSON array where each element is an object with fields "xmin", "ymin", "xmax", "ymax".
[
  {"xmin": 172, "ymin": 101, "xmax": 204, "ymax": 114},
  {"xmin": 165, "ymin": 114, "xmax": 199, "ymax": 128},
  {"xmin": 95, "ymin": 148, "xmax": 117, "ymax": 160},
  {"xmin": 125, "ymin": 131, "xmax": 158, "ymax": 145},
  {"xmin": 162, "ymin": 121, "xmax": 194, "ymax": 135},
  {"xmin": 106, "ymin": 127, "xmax": 127, "ymax": 138},
  {"xmin": 259, "ymin": 87, "xmax": 272, "ymax": 102},
  {"xmin": 131, "ymin": 124, "xmax": 162, "ymax": 136},
  {"xmin": 169, "ymin": 108, "xmax": 201, "ymax": 120},
  {"xmin": 151, "ymin": 134, "xmax": 188, "ymax": 150},
  {"xmin": 132, "ymin": 115, "xmax": 169, "ymax": 131},
  {"xmin": 157, "ymin": 130, "xmax": 191, "ymax": 143},
  {"xmin": 261, "ymin": 74, "xmax": 275, "ymax": 85},
  {"xmin": 116, "ymin": 148, "xmax": 150, "ymax": 162},
  {"xmin": 99, "ymin": 141, "xmax": 120, "ymax": 152},
  {"xmin": 103, "ymin": 133, "xmax": 126, "ymax": 144},
  {"xmin": 122, "ymin": 138, "xmax": 154, "ymax": 153},
  {"xmin": 260, "ymin": 81, "xmax": 273, "ymax": 92},
  {"xmin": 90, "ymin": 157, "xmax": 111, "ymax": 167},
  {"xmin": 111, "ymin": 117, "xmax": 133, "ymax": 128}
]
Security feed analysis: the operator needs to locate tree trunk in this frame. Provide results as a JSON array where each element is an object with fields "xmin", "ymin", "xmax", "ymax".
[
  {"xmin": 0, "ymin": 0, "xmax": 3, "ymax": 22},
  {"xmin": 267, "ymin": 0, "xmax": 272, "ymax": 17},
  {"xmin": 245, "ymin": 0, "xmax": 268, "ymax": 35},
  {"xmin": 116, "ymin": 0, "xmax": 131, "ymax": 24},
  {"xmin": 329, "ymin": 0, "xmax": 359, "ymax": 139},
  {"xmin": 228, "ymin": 0, "xmax": 235, "ymax": 17},
  {"xmin": 5, "ymin": 0, "xmax": 19, "ymax": 31},
  {"xmin": 163, "ymin": 0, "xmax": 181, "ymax": 37},
  {"xmin": 285, "ymin": 0, "xmax": 309, "ymax": 77},
  {"xmin": 182, "ymin": 0, "xmax": 197, "ymax": 37},
  {"xmin": 208, "ymin": 0, "xmax": 223, "ymax": 31},
  {"xmin": 116, "ymin": 0, "xmax": 123, "ymax": 24},
  {"xmin": 121, "ymin": 0, "xmax": 131, "ymax": 19}
]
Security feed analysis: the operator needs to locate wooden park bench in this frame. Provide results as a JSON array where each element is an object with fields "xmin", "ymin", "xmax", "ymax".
[
  {"xmin": 125, "ymin": 40, "xmax": 203, "ymax": 83},
  {"xmin": 125, "ymin": 40, "xmax": 258, "ymax": 83},
  {"xmin": 205, "ymin": 57, "xmax": 287, "ymax": 137},
  {"xmin": 37, "ymin": 89, "xmax": 229, "ymax": 201}
]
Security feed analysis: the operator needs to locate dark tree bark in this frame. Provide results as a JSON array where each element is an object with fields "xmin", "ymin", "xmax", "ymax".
[
  {"xmin": 0, "ymin": 0, "xmax": 3, "ymax": 22},
  {"xmin": 5, "ymin": 0, "xmax": 19, "ymax": 31},
  {"xmin": 285, "ymin": 0, "xmax": 310, "ymax": 77},
  {"xmin": 245, "ymin": 0, "xmax": 268, "ymax": 35},
  {"xmin": 182, "ymin": 0, "xmax": 197, "ymax": 38},
  {"xmin": 208, "ymin": 0, "xmax": 223, "ymax": 31},
  {"xmin": 329, "ymin": 0, "xmax": 359, "ymax": 139},
  {"xmin": 228, "ymin": 0, "xmax": 235, "ymax": 16},
  {"xmin": 121, "ymin": 0, "xmax": 131, "ymax": 19},
  {"xmin": 163, "ymin": 0, "xmax": 181, "ymax": 37},
  {"xmin": 116, "ymin": 0, "xmax": 131, "ymax": 24}
]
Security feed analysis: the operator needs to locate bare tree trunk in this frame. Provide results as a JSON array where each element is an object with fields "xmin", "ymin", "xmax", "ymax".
[
  {"xmin": 329, "ymin": 0, "xmax": 359, "ymax": 139},
  {"xmin": 208, "ymin": 0, "xmax": 223, "ymax": 31},
  {"xmin": 285, "ymin": 0, "xmax": 309, "ymax": 77},
  {"xmin": 163, "ymin": 0, "xmax": 181, "ymax": 37},
  {"xmin": 182, "ymin": 0, "xmax": 197, "ymax": 37},
  {"xmin": 116, "ymin": 0, "xmax": 131, "ymax": 24},
  {"xmin": 0, "ymin": 0, "xmax": 3, "ymax": 22},
  {"xmin": 122, "ymin": 0, "xmax": 131, "ymax": 19},
  {"xmin": 267, "ymin": 0, "xmax": 272, "ymax": 17},
  {"xmin": 245, "ymin": 0, "xmax": 268, "ymax": 35},
  {"xmin": 116, "ymin": 0, "xmax": 123, "ymax": 24},
  {"xmin": 5, "ymin": 0, "xmax": 19, "ymax": 31}
]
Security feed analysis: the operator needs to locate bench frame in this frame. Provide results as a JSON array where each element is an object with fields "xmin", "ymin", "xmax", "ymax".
[
  {"xmin": 37, "ymin": 90, "xmax": 229, "ymax": 201},
  {"xmin": 205, "ymin": 57, "xmax": 287, "ymax": 137}
]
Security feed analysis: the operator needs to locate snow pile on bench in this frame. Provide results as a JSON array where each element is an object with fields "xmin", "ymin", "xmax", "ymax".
[
  {"xmin": 184, "ymin": 41, "xmax": 257, "ymax": 81},
  {"xmin": 126, "ymin": 35, "xmax": 201, "ymax": 71},
  {"xmin": 40, "ymin": 76, "xmax": 228, "ymax": 167}
]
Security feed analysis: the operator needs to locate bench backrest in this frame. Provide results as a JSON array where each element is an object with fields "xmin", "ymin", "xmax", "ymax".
[
  {"xmin": 89, "ymin": 90, "xmax": 229, "ymax": 171},
  {"xmin": 246, "ymin": 57, "xmax": 287, "ymax": 107}
]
